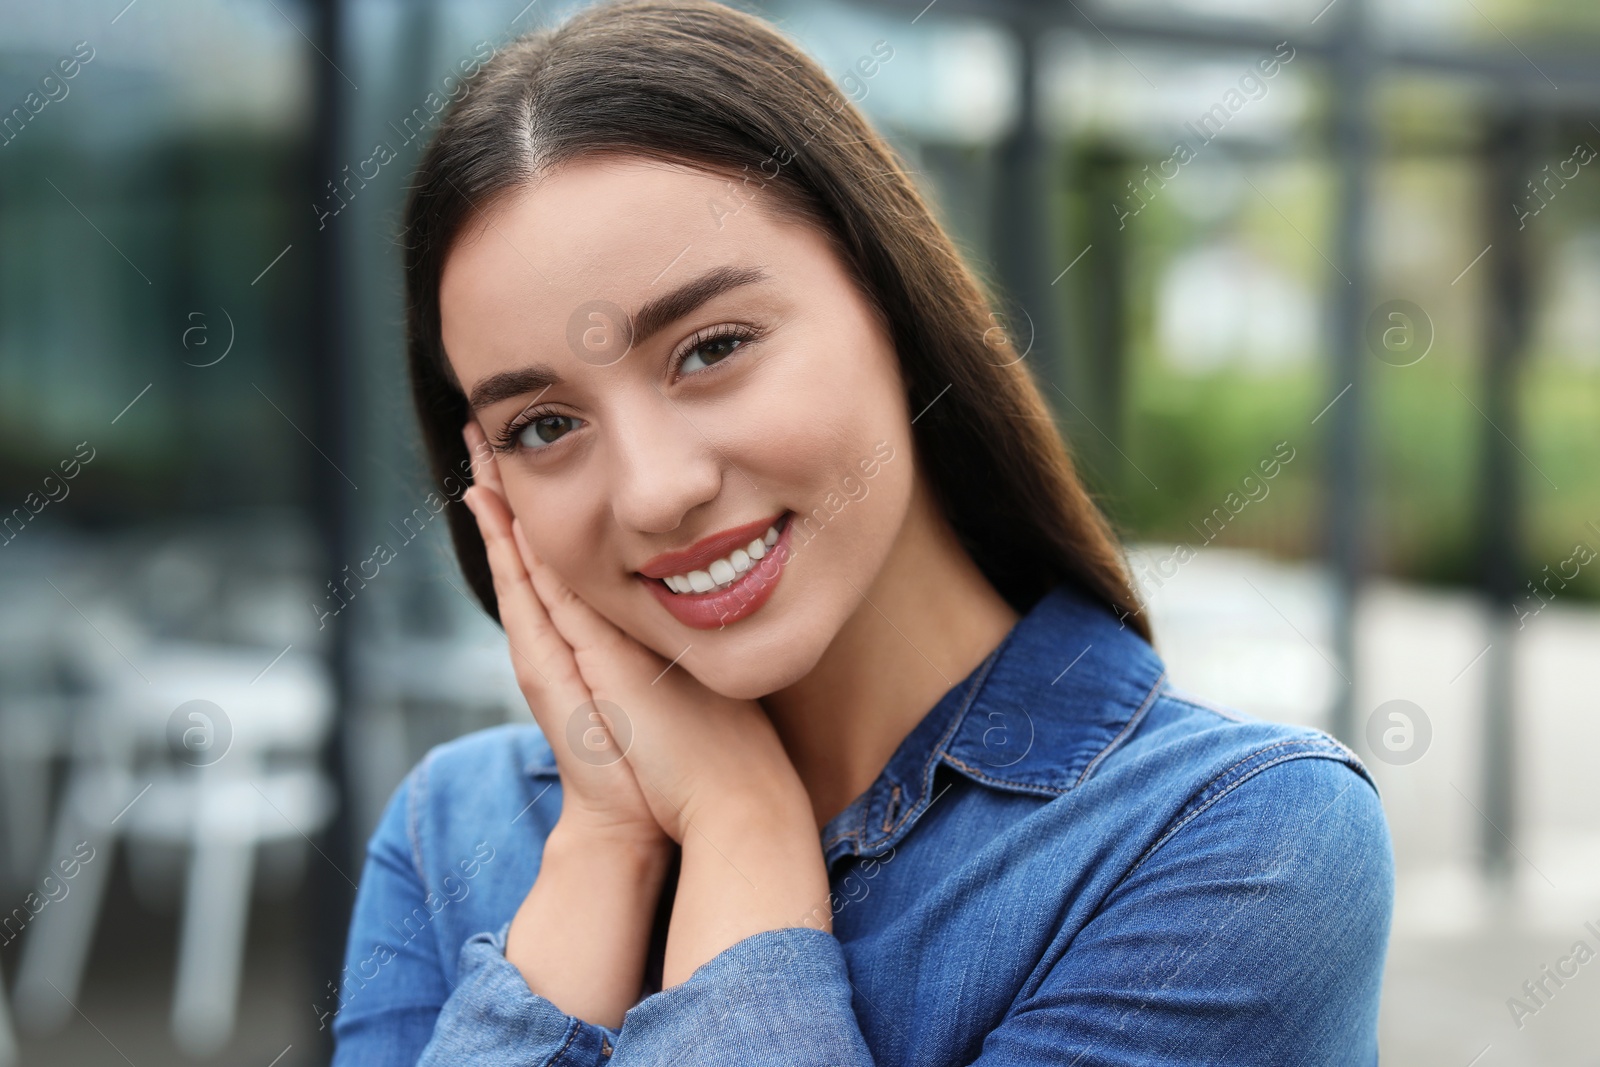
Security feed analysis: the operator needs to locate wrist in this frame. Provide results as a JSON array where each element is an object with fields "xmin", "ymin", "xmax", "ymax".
[
  {"xmin": 664, "ymin": 792, "xmax": 831, "ymax": 986},
  {"xmin": 508, "ymin": 816, "xmax": 675, "ymax": 1027},
  {"xmin": 548, "ymin": 813, "xmax": 674, "ymax": 876},
  {"xmin": 685, "ymin": 771, "xmax": 814, "ymax": 840}
]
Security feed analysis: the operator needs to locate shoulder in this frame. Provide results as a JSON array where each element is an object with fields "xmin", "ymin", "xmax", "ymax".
[
  {"xmin": 948, "ymin": 587, "xmax": 1371, "ymax": 807},
  {"xmin": 368, "ymin": 723, "xmax": 560, "ymax": 889},
  {"xmin": 402, "ymin": 722, "xmax": 557, "ymax": 813},
  {"xmin": 1100, "ymin": 685, "xmax": 1392, "ymax": 906},
  {"xmin": 1055, "ymin": 692, "xmax": 1392, "ymax": 1062},
  {"xmin": 1035, "ymin": 672, "xmax": 1392, "ymax": 895},
  {"xmin": 1117, "ymin": 685, "xmax": 1374, "ymax": 792}
]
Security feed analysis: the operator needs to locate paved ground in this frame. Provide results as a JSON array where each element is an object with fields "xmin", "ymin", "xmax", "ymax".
[{"xmin": 0, "ymin": 871, "xmax": 321, "ymax": 1066}]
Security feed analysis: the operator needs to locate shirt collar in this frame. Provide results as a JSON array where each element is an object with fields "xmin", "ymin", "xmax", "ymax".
[{"xmin": 819, "ymin": 582, "xmax": 1166, "ymax": 865}]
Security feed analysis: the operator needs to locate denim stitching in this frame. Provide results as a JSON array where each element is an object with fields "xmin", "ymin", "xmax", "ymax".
[
  {"xmin": 1073, "ymin": 670, "xmax": 1167, "ymax": 788},
  {"xmin": 880, "ymin": 642, "xmax": 1008, "ymax": 840},
  {"xmin": 1127, "ymin": 742, "xmax": 1365, "ymax": 874},
  {"xmin": 823, "ymin": 639, "xmax": 1005, "ymax": 852},
  {"xmin": 940, "ymin": 753, "xmax": 1066, "ymax": 796},
  {"xmin": 535, "ymin": 1018, "xmax": 581, "ymax": 1067}
]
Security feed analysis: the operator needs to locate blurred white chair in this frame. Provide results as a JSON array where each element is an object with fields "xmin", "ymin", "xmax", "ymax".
[
  {"xmin": 0, "ymin": 553, "xmax": 86, "ymax": 895},
  {"xmin": 12, "ymin": 638, "xmax": 334, "ymax": 1057},
  {"xmin": 349, "ymin": 624, "xmax": 524, "ymax": 839},
  {"xmin": 0, "ymin": 964, "xmax": 14, "ymax": 1067}
]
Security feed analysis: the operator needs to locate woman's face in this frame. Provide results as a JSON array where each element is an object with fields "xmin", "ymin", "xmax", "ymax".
[{"xmin": 439, "ymin": 155, "xmax": 916, "ymax": 699}]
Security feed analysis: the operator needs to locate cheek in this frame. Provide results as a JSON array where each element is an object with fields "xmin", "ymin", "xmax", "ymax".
[
  {"xmin": 505, "ymin": 478, "xmax": 610, "ymax": 602},
  {"xmin": 651, "ymin": 335, "xmax": 912, "ymax": 697},
  {"xmin": 745, "ymin": 330, "xmax": 905, "ymax": 496}
]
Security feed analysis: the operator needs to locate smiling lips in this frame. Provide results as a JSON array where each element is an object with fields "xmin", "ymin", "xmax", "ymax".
[{"xmin": 636, "ymin": 511, "xmax": 794, "ymax": 629}]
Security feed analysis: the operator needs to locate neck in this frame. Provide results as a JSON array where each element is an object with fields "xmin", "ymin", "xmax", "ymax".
[{"xmin": 761, "ymin": 474, "xmax": 1021, "ymax": 833}]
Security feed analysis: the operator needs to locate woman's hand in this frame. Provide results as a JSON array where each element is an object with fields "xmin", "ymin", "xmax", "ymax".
[
  {"xmin": 464, "ymin": 440, "xmax": 833, "ymax": 985},
  {"xmin": 464, "ymin": 421, "xmax": 831, "ymax": 989},
  {"xmin": 462, "ymin": 422, "xmax": 673, "ymax": 1027},
  {"xmin": 461, "ymin": 422, "xmax": 665, "ymax": 850},
  {"xmin": 512, "ymin": 535, "xmax": 834, "ymax": 985},
  {"xmin": 513, "ymin": 560, "xmax": 810, "ymax": 846},
  {"xmin": 472, "ymin": 480, "xmax": 807, "ymax": 845}
]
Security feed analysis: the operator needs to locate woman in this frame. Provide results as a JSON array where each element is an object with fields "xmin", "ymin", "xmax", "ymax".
[{"xmin": 331, "ymin": 1, "xmax": 1393, "ymax": 1063}]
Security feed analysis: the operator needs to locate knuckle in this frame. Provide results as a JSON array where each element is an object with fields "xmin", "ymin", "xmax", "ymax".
[{"xmin": 512, "ymin": 665, "xmax": 546, "ymax": 702}]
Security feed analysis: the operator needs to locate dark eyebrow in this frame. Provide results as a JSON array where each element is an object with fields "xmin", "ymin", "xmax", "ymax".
[
  {"xmin": 467, "ymin": 366, "xmax": 561, "ymax": 413},
  {"xmin": 465, "ymin": 264, "xmax": 771, "ymax": 412},
  {"xmin": 631, "ymin": 264, "xmax": 769, "ymax": 349}
]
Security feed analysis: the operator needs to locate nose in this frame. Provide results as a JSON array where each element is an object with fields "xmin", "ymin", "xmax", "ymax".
[{"xmin": 605, "ymin": 389, "xmax": 724, "ymax": 536}]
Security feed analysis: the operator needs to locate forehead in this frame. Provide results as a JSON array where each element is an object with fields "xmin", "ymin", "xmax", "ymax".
[
  {"xmin": 439, "ymin": 157, "xmax": 792, "ymax": 349},
  {"xmin": 436, "ymin": 158, "xmax": 827, "ymax": 397}
]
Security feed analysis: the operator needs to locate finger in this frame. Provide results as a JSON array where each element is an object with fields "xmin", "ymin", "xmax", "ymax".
[
  {"xmin": 462, "ymin": 480, "xmax": 591, "ymax": 711},
  {"xmin": 462, "ymin": 421, "xmax": 506, "ymax": 499},
  {"xmin": 466, "ymin": 484, "xmax": 636, "ymax": 768},
  {"xmin": 514, "ymin": 516, "xmax": 657, "ymax": 675},
  {"xmin": 459, "ymin": 456, "xmax": 654, "ymax": 816}
]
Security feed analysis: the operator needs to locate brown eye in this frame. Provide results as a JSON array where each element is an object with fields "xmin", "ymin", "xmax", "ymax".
[
  {"xmin": 679, "ymin": 333, "xmax": 745, "ymax": 374},
  {"xmin": 518, "ymin": 414, "xmax": 577, "ymax": 449}
]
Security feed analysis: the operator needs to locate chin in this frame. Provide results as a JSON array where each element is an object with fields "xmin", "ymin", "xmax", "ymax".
[
  {"xmin": 677, "ymin": 592, "xmax": 843, "ymax": 700},
  {"xmin": 682, "ymin": 647, "xmax": 813, "ymax": 701}
]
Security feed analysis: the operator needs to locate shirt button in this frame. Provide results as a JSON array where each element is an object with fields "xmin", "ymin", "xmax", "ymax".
[{"xmin": 601, "ymin": 1036, "xmax": 613, "ymax": 1057}]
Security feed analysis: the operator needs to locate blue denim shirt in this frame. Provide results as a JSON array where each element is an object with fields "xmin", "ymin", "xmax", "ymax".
[{"xmin": 330, "ymin": 583, "xmax": 1393, "ymax": 1065}]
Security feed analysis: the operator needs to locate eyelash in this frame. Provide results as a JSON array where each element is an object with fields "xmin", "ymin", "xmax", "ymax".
[{"xmin": 490, "ymin": 323, "xmax": 765, "ymax": 455}]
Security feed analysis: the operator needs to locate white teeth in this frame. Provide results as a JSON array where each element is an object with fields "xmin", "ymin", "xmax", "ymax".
[{"xmin": 659, "ymin": 520, "xmax": 784, "ymax": 594}]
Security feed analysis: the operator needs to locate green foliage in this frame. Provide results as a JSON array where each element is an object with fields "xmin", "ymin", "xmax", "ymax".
[{"xmin": 1108, "ymin": 351, "xmax": 1600, "ymax": 600}]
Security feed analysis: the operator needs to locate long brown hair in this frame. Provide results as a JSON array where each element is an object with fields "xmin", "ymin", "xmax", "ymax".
[{"xmin": 401, "ymin": 0, "xmax": 1151, "ymax": 642}]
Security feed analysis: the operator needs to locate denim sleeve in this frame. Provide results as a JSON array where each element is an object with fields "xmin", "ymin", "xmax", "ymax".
[
  {"xmin": 329, "ymin": 769, "xmax": 450, "ymax": 1063},
  {"xmin": 331, "ymin": 768, "xmax": 611, "ymax": 1066},
  {"xmin": 415, "ymin": 923, "xmax": 615, "ymax": 1066},
  {"xmin": 972, "ymin": 753, "xmax": 1394, "ymax": 1066},
  {"xmin": 607, "ymin": 924, "xmax": 872, "ymax": 1065}
]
